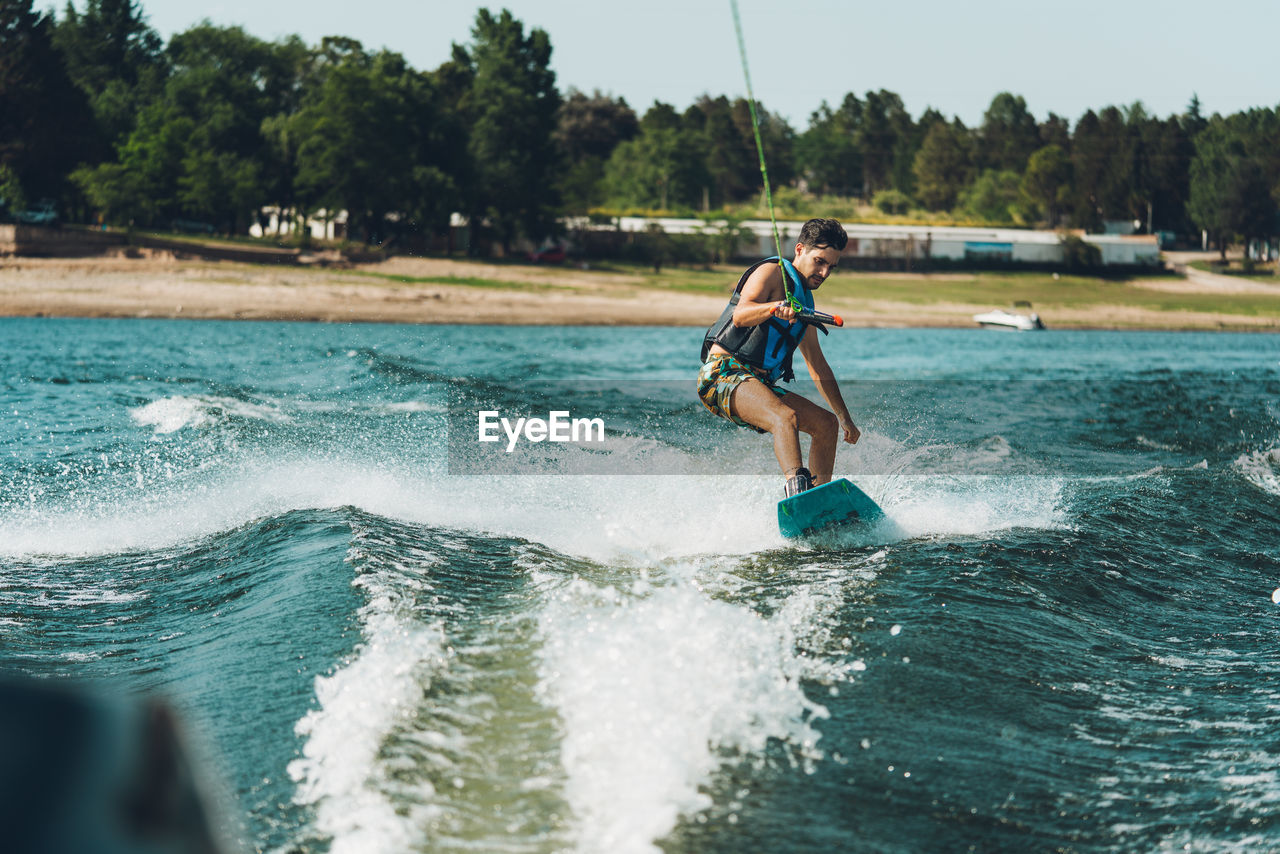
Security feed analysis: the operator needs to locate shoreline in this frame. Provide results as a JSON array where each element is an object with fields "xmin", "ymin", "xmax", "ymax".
[{"xmin": 1, "ymin": 254, "xmax": 1277, "ymax": 331}]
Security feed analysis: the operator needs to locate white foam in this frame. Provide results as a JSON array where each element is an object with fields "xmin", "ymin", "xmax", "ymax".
[
  {"xmin": 1234, "ymin": 447, "xmax": 1280, "ymax": 496},
  {"xmin": 0, "ymin": 451, "xmax": 1070, "ymax": 564},
  {"xmin": 536, "ymin": 575, "xmax": 834, "ymax": 853},
  {"xmin": 875, "ymin": 474, "xmax": 1068, "ymax": 540},
  {"xmin": 129, "ymin": 395, "xmax": 290, "ymax": 434},
  {"xmin": 287, "ymin": 564, "xmax": 447, "ymax": 853},
  {"xmin": 1, "ymin": 414, "xmax": 1071, "ymax": 563},
  {"xmin": 0, "ymin": 456, "xmax": 414, "ymax": 558}
]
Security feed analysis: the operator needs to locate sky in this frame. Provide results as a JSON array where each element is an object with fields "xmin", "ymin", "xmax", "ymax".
[{"xmin": 59, "ymin": 0, "xmax": 1280, "ymax": 129}]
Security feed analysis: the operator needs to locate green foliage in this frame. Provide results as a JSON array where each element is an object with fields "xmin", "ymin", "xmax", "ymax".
[
  {"xmin": 912, "ymin": 120, "xmax": 973, "ymax": 210},
  {"xmin": 456, "ymin": 8, "xmax": 561, "ymax": 248},
  {"xmin": 0, "ymin": 0, "xmax": 96, "ymax": 199},
  {"xmin": 873, "ymin": 189, "xmax": 913, "ymax": 216},
  {"xmin": 696, "ymin": 211, "xmax": 756, "ymax": 262},
  {"xmin": 795, "ymin": 89, "xmax": 924, "ymax": 203},
  {"xmin": 1059, "ymin": 234, "xmax": 1101, "ymax": 272},
  {"xmin": 600, "ymin": 94, "xmax": 790, "ymax": 214},
  {"xmin": 797, "ymin": 95, "xmax": 864, "ymax": 197},
  {"xmin": 686, "ymin": 96, "xmax": 757, "ymax": 207},
  {"xmin": 602, "ymin": 111, "xmax": 706, "ymax": 212},
  {"xmin": 1069, "ymin": 107, "xmax": 1136, "ymax": 229},
  {"xmin": 52, "ymin": 0, "xmax": 166, "ymax": 148},
  {"xmin": 959, "ymin": 170, "xmax": 1024, "ymax": 224},
  {"xmin": 1020, "ymin": 145, "xmax": 1072, "ymax": 226},
  {"xmin": 857, "ymin": 89, "xmax": 916, "ymax": 198},
  {"xmin": 1188, "ymin": 113, "xmax": 1280, "ymax": 258},
  {"xmin": 288, "ymin": 42, "xmax": 454, "ymax": 240},
  {"xmin": 77, "ymin": 22, "xmax": 300, "ymax": 229},
  {"xmin": 15, "ymin": 4, "xmax": 1280, "ymax": 253},
  {"xmin": 1132, "ymin": 112, "xmax": 1194, "ymax": 233},
  {"xmin": 978, "ymin": 93, "xmax": 1040, "ymax": 173},
  {"xmin": 72, "ymin": 160, "xmax": 147, "ymax": 223},
  {"xmin": 555, "ymin": 89, "xmax": 638, "ymax": 213},
  {"xmin": 0, "ymin": 164, "xmax": 27, "ymax": 213}
]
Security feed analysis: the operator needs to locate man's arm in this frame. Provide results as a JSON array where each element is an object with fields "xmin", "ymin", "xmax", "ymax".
[
  {"xmin": 798, "ymin": 333, "xmax": 861, "ymax": 444},
  {"xmin": 732, "ymin": 263, "xmax": 796, "ymax": 327}
]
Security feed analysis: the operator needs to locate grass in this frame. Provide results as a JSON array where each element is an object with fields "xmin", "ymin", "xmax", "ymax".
[
  {"xmin": 1189, "ymin": 260, "xmax": 1280, "ymax": 282},
  {"xmin": 822, "ymin": 272, "xmax": 1280, "ymax": 319},
  {"xmin": 351, "ymin": 258, "xmax": 1280, "ymax": 323},
  {"xmin": 344, "ymin": 269, "xmax": 573, "ymax": 292}
]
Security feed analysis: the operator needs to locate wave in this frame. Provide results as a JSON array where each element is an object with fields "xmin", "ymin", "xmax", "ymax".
[
  {"xmin": 130, "ymin": 394, "xmax": 291, "ymax": 434},
  {"xmin": 127, "ymin": 393, "xmax": 446, "ymax": 436},
  {"xmin": 1234, "ymin": 447, "xmax": 1280, "ymax": 497},
  {"xmin": 536, "ymin": 570, "xmax": 845, "ymax": 853},
  {"xmin": 270, "ymin": 512, "xmax": 882, "ymax": 854},
  {"xmin": 0, "ymin": 465, "xmax": 1069, "ymax": 567},
  {"xmin": 287, "ymin": 535, "xmax": 449, "ymax": 854},
  {"xmin": 0, "ymin": 418, "xmax": 1074, "ymax": 564}
]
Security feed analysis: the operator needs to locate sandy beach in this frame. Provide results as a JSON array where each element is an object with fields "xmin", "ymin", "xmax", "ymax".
[{"xmin": 1, "ymin": 252, "xmax": 1277, "ymax": 329}]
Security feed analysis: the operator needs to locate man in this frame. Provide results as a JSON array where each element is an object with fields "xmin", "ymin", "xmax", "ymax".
[{"xmin": 698, "ymin": 217, "xmax": 860, "ymax": 496}]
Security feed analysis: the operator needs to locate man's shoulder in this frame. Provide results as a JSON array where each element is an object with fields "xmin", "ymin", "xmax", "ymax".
[{"xmin": 742, "ymin": 260, "xmax": 784, "ymax": 294}]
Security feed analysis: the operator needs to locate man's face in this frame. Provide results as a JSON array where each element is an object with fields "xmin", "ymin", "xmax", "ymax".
[{"xmin": 792, "ymin": 243, "xmax": 842, "ymax": 290}]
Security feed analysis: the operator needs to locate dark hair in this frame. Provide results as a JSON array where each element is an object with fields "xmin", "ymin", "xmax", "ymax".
[{"xmin": 798, "ymin": 218, "xmax": 847, "ymax": 251}]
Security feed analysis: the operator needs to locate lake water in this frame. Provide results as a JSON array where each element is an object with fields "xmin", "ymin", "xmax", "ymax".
[{"xmin": 2, "ymin": 318, "xmax": 1279, "ymax": 852}]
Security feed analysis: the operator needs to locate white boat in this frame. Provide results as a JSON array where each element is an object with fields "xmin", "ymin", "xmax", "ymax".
[{"xmin": 973, "ymin": 302, "xmax": 1046, "ymax": 331}]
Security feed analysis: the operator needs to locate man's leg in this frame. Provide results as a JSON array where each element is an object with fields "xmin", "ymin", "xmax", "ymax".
[{"xmin": 730, "ymin": 381, "xmax": 840, "ymax": 483}]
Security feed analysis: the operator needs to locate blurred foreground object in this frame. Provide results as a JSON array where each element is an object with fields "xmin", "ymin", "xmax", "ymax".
[{"xmin": 0, "ymin": 678, "xmax": 228, "ymax": 854}]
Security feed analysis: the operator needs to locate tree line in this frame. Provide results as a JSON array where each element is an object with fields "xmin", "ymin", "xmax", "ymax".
[{"xmin": 2, "ymin": 0, "xmax": 1278, "ymax": 256}]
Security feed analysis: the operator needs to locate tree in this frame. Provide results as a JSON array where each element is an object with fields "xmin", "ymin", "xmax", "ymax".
[
  {"xmin": 796, "ymin": 93, "xmax": 863, "ymax": 197},
  {"xmin": 287, "ymin": 39, "xmax": 458, "ymax": 243},
  {"xmin": 912, "ymin": 119, "xmax": 974, "ymax": 211},
  {"xmin": 857, "ymin": 89, "xmax": 913, "ymax": 198},
  {"xmin": 1038, "ymin": 113, "xmax": 1071, "ymax": 151},
  {"xmin": 978, "ymin": 92, "xmax": 1040, "ymax": 173},
  {"xmin": 52, "ymin": 0, "xmax": 166, "ymax": 148},
  {"xmin": 256, "ymin": 35, "xmax": 312, "ymax": 232},
  {"xmin": 959, "ymin": 169, "xmax": 1023, "ymax": 224},
  {"xmin": 455, "ymin": 8, "xmax": 561, "ymax": 250},
  {"xmin": 76, "ymin": 22, "xmax": 313, "ymax": 231},
  {"xmin": 685, "ymin": 96, "xmax": 755, "ymax": 207},
  {"xmin": 74, "ymin": 106, "xmax": 190, "ymax": 225},
  {"xmin": 554, "ymin": 89, "xmax": 637, "ymax": 212},
  {"xmin": 1182, "ymin": 93, "xmax": 1207, "ymax": 138},
  {"xmin": 1069, "ymin": 107, "xmax": 1135, "ymax": 229},
  {"xmin": 166, "ymin": 24, "xmax": 287, "ymax": 231},
  {"xmin": 1130, "ymin": 109, "xmax": 1194, "ymax": 233},
  {"xmin": 735, "ymin": 97, "xmax": 795, "ymax": 202},
  {"xmin": 1019, "ymin": 144, "xmax": 1072, "ymax": 226},
  {"xmin": 1188, "ymin": 115, "xmax": 1279, "ymax": 260},
  {"xmin": 602, "ymin": 106, "xmax": 706, "ymax": 211},
  {"xmin": 0, "ymin": 0, "xmax": 95, "ymax": 200}
]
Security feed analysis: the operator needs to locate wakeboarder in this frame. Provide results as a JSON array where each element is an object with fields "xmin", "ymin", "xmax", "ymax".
[{"xmin": 698, "ymin": 217, "xmax": 861, "ymax": 496}]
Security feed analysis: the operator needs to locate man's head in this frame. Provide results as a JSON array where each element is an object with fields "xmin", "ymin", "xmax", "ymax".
[{"xmin": 792, "ymin": 218, "xmax": 847, "ymax": 290}]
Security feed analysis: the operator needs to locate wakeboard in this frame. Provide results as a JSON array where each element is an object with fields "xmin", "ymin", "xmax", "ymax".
[{"xmin": 777, "ymin": 477, "xmax": 884, "ymax": 539}]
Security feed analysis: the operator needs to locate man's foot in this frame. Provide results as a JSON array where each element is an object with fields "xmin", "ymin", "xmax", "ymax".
[{"xmin": 784, "ymin": 467, "xmax": 813, "ymax": 498}]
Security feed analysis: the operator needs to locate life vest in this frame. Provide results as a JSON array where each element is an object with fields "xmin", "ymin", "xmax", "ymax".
[{"xmin": 700, "ymin": 257, "xmax": 815, "ymax": 383}]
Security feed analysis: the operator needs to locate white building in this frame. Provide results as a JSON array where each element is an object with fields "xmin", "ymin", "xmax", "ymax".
[
  {"xmin": 600, "ymin": 217, "xmax": 1161, "ymax": 268},
  {"xmin": 248, "ymin": 207, "xmax": 348, "ymax": 241}
]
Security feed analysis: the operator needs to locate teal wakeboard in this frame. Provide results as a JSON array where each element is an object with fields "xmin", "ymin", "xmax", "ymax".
[{"xmin": 778, "ymin": 478, "xmax": 884, "ymax": 539}]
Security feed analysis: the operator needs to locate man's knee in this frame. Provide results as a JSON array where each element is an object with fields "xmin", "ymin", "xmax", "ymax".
[
  {"xmin": 809, "ymin": 408, "xmax": 838, "ymax": 441},
  {"xmin": 768, "ymin": 407, "xmax": 798, "ymax": 435}
]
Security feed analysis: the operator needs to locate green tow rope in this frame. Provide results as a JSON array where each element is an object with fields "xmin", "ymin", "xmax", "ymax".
[{"xmin": 729, "ymin": 0, "xmax": 799, "ymax": 311}]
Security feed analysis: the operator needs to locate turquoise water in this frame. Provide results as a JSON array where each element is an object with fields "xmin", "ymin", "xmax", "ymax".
[{"xmin": 3, "ymin": 318, "xmax": 1280, "ymax": 852}]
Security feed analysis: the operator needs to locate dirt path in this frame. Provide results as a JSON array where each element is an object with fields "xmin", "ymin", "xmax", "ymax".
[{"xmin": 1, "ymin": 253, "xmax": 1276, "ymax": 330}]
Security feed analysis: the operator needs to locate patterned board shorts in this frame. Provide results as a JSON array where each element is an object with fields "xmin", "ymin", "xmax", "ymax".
[{"xmin": 696, "ymin": 353, "xmax": 787, "ymax": 433}]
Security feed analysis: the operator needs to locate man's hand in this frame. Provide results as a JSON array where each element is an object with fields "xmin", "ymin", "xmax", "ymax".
[
  {"xmin": 771, "ymin": 300, "xmax": 796, "ymax": 321},
  {"xmin": 840, "ymin": 416, "xmax": 860, "ymax": 444}
]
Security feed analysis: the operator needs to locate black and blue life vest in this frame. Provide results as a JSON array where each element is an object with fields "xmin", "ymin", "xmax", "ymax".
[{"xmin": 700, "ymin": 257, "xmax": 817, "ymax": 383}]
